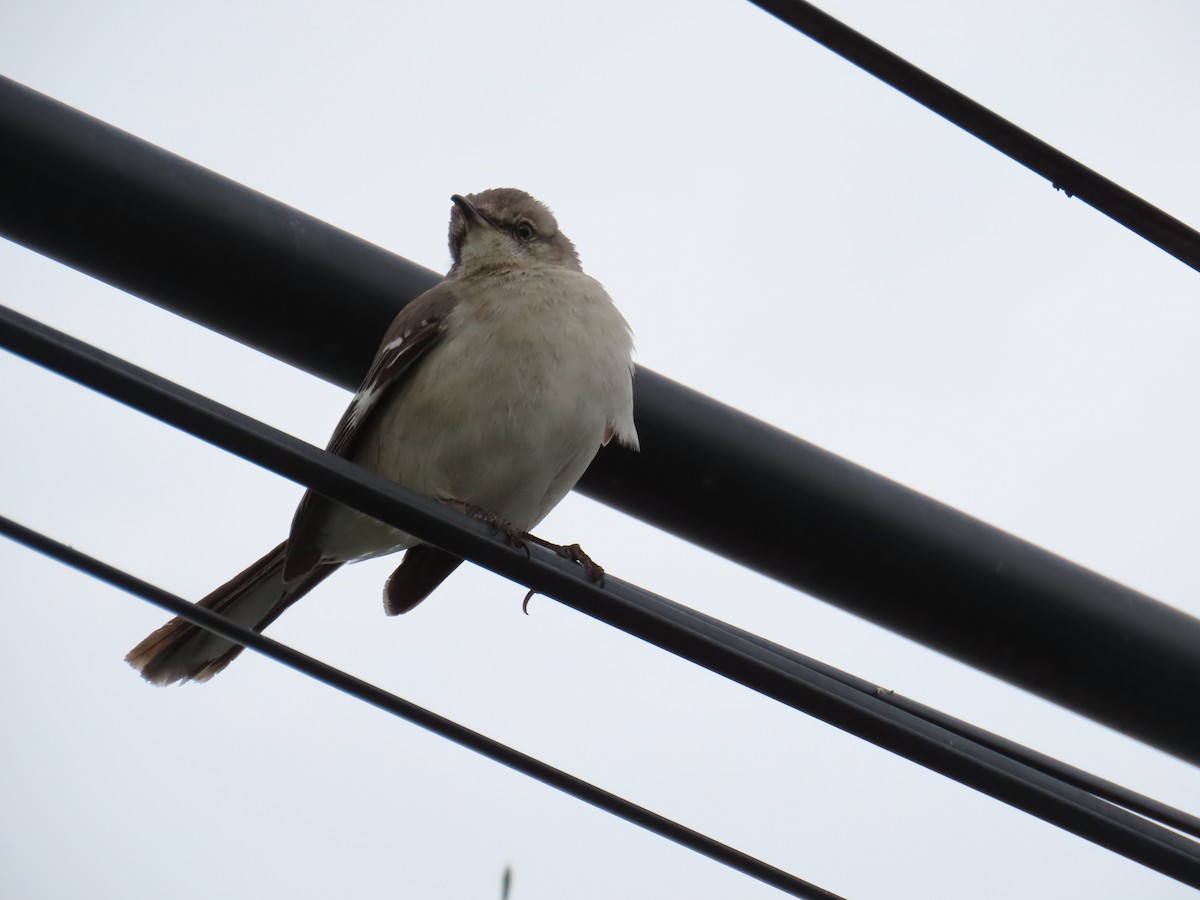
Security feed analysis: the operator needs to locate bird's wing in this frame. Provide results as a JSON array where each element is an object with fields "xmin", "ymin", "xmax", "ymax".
[
  {"xmin": 326, "ymin": 284, "xmax": 457, "ymax": 458},
  {"xmin": 282, "ymin": 282, "xmax": 458, "ymax": 581}
]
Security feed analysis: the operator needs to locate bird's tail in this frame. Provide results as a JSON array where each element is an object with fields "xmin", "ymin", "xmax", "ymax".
[{"xmin": 126, "ymin": 541, "xmax": 340, "ymax": 685}]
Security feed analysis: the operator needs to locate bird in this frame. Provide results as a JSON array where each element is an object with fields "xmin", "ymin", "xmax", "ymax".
[{"xmin": 126, "ymin": 188, "xmax": 639, "ymax": 685}]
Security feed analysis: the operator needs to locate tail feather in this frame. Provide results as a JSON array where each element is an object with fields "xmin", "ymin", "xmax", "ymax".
[
  {"xmin": 126, "ymin": 541, "xmax": 340, "ymax": 685},
  {"xmin": 383, "ymin": 544, "xmax": 463, "ymax": 615}
]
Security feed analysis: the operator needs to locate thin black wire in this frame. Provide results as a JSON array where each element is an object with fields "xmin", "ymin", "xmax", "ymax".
[
  {"xmin": 665, "ymin": 597, "xmax": 1200, "ymax": 839},
  {"xmin": 747, "ymin": 0, "xmax": 1200, "ymax": 274},
  {"xmin": 3, "ymin": 301, "xmax": 1200, "ymax": 888},
  {"xmin": 0, "ymin": 515, "xmax": 842, "ymax": 900},
  {"xmin": 617, "ymin": 583, "xmax": 1200, "ymax": 838}
]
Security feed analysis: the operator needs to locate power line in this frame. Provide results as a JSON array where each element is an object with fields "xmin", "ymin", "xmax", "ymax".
[
  {"xmin": 3, "ymin": 74, "xmax": 1200, "ymax": 762},
  {"xmin": 0, "ymin": 516, "xmax": 842, "ymax": 900},
  {"xmin": 3, "ymin": 302, "xmax": 1199, "ymax": 889},
  {"xmin": 746, "ymin": 0, "xmax": 1200, "ymax": 273},
  {"xmin": 673, "ymin": 596, "xmax": 1200, "ymax": 842}
]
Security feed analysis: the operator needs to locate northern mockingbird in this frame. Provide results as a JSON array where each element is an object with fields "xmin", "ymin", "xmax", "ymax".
[{"xmin": 127, "ymin": 188, "xmax": 639, "ymax": 685}]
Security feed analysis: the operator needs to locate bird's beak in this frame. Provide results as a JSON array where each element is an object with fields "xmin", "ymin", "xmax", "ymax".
[{"xmin": 451, "ymin": 194, "xmax": 495, "ymax": 231}]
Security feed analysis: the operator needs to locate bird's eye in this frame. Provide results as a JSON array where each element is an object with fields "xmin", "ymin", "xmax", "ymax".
[{"xmin": 513, "ymin": 221, "xmax": 536, "ymax": 241}]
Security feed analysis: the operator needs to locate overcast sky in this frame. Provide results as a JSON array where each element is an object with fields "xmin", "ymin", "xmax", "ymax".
[{"xmin": 3, "ymin": 1, "xmax": 1199, "ymax": 898}]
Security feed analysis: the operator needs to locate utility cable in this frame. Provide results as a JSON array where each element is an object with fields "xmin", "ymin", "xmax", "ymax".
[{"xmin": 747, "ymin": 0, "xmax": 1200, "ymax": 273}]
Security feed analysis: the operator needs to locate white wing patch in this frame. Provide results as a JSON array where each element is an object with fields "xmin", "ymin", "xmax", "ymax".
[
  {"xmin": 344, "ymin": 329, "xmax": 419, "ymax": 430},
  {"xmin": 346, "ymin": 383, "xmax": 384, "ymax": 430},
  {"xmin": 323, "ymin": 315, "xmax": 447, "ymax": 459},
  {"xmin": 381, "ymin": 332, "xmax": 410, "ymax": 354}
]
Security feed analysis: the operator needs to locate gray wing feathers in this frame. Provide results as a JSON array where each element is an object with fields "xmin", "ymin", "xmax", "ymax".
[{"xmin": 283, "ymin": 285, "xmax": 458, "ymax": 582}]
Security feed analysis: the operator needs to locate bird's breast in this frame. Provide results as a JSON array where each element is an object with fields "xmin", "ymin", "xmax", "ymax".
[{"xmin": 355, "ymin": 267, "xmax": 634, "ymax": 529}]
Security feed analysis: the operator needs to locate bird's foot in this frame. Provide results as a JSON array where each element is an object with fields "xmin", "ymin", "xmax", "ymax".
[
  {"xmin": 441, "ymin": 499, "xmax": 528, "ymax": 553},
  {"xmin": 519, "ymin": 533, "xmax": 605, "ymax": 583},
  {"xmin": 519, "ymin": 535, "xmax": 605, "ymax": 615},
  {"xmin": 556, "ymin": 542, "xmax": 605, "ymax": 584}
]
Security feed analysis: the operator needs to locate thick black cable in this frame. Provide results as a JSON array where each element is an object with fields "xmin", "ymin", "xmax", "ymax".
[
  {"xmin": 4, "ymin": 76, "xmax": 1200, "ymax": 763},
  {"xmin": 746, "ymin": 0, "xmax": 1200, "ymax": 273},
  {"xmin": 3, "ymin": 303, "xmax": 1200, "ymax": 888},
  {"xmin": 0, "ymin": 516, "xmax": 841, "ymax": 900}
]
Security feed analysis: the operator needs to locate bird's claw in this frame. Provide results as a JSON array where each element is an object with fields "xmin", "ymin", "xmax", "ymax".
[
  {"xmin": 555, "ymin": 542, "xmax": 605, "ymax": 585},
  {"xmin": 519, "ymin": 539, "xmax": 605, "ymax": 615}
]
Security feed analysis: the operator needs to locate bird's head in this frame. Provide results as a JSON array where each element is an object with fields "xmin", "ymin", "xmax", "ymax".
[{"xmin": 448, "ymin": 188, "xmax": 582, "ymax": 274}]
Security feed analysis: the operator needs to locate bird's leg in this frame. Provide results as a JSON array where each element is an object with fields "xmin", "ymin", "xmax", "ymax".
[
  {"xmin": 440, "ymin": 499, "xmax": 528, "ymax": 553},
  {"xmin": 440, "ymin": 501, "xmax": 605, "ymax": 612}
]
